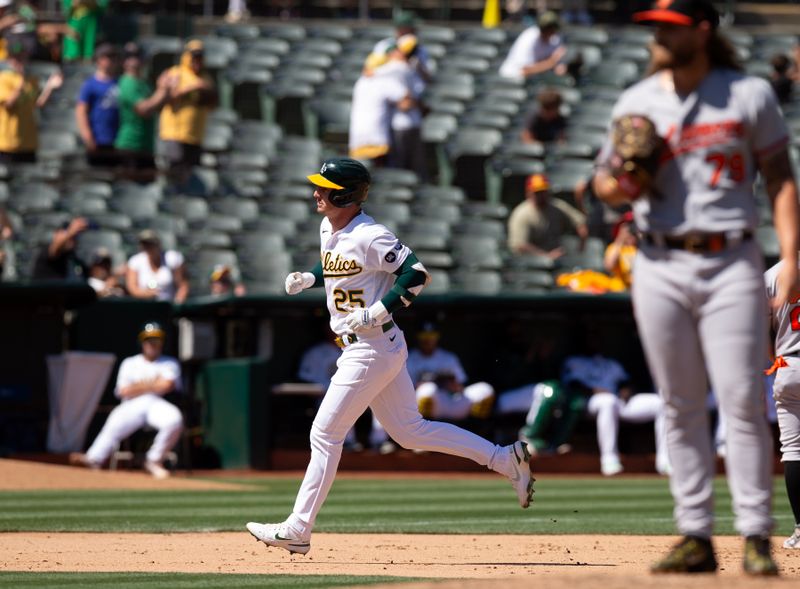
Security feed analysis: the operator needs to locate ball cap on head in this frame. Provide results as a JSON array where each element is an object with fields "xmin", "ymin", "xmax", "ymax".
[
  {"xmin": 634, "ymin": 0, "xmax": 719, "ymax": 29},
  {"xmin": 526, "ymin": 173, "xmax": 551, "ymax": 193},
  {"xmin": 138, "ymin": 321, "xmax": 166, "ymax": 342},
  {"xmin": 307, "ymin": 158, "xmax": 371, "ymax": 208},
  {"xmin": 537, "ymin": 10, "xmax": 561, "ymax": 30},
  {"xmin": 417, "ymin": 322, "xmax": 441, "ymax": 340}
]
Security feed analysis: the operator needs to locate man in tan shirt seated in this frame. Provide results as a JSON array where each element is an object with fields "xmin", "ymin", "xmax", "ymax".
[{"xmin": 507, "ymin": 173, "xmax": 588, "ymax": 259}]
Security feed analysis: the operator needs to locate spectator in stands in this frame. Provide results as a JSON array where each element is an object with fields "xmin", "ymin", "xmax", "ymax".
[
  {"xmin": 603, "ymin": 211, "xmax": 637, "ymax": 290},
  {"xmin": 86, "ymin": 247, "xmax": 124, "ymax": 297},
  {"xmin": 209, "ymin": 264, "xmax": 246, "ymax": 297},
  {"xmin": 348, "ymin": 51, "xmax": 414, "ymax": 167},
  {"xmin": 374, "ymin": 10, "xmax": 432, "ymax": 83},
  {"xmin": 557, "ymin": 0, "xmax": 593, "ymax": 25},
  {"xmin": 0, "ymin": 40, "xmax": 62, "ymax": 164},
  {"xmin": 520, "ymin": 88, "xmax": 567, "ymax": 145},
  {"xmin": 158, "ymin": 40, "xmax": 217, "ymax": 189},
  {"xmin": 114, "ymin": 42, "xmax": 168, "ymax": 180},
  {"xmin": 70, "ymin": 321, "xmax": 183, "ymax": 480},
  {"xmin": 770, "ymin": 53, "xmax": 794, "ymax": 104},
  {"xmin": 62, "ymin": 0, "xmax": 108, "ymax": 62},
  {"xmin": 125, "ymin": 229, "xmax": 189, "ymax": 303},
  {"xmin": 225, "ymin": 0, "xmax": 249, "ymax": 22},
  {"xmin": 31, "ymin": 217, "xmax": 90, "ymax": 281},
  {"xmin": 0, "ymin": 205, "xmax": 13, "ymax": 279},
  {"xmin": 499, "ymin": 11, "xmax": 567, "ymax": 80},
  {"xmin": 381, "ymin": 35, "xmax": 428, "ymax": 180},
  {"xmin": 76, "ymin": 43, "xmax": 120, "ymax": 167},
  {"xmin": 507, "ymin": 173, "xmax": 588, "ymax": 260}
]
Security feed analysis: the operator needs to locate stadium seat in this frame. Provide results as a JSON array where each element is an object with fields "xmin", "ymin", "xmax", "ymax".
[
  {"xmin": 110, "ymin": 194, "xmax": 159, "ymax": 221},
  {"xmin": 413, "ymin": 201, "xmax": 462, "ymax": 224},
  {"xmin": 402, "ymin": 232, "xmax": 449, "ymax": 252},
  {"xmin": 260, "ymin": 23, "xmax": 308, "ymax": 42},
  {"xmin": 233, "ymin": 233, "xmax": 287, "ymax": 258},
  {"xmin": 215, "ymin": 24, "xmax": 260, "ymax": 41},
  {"xmin": 304, "ymin": 98, "xmax": 351, "ymax": 148},
  {"xmin": 211, "ymin": 197, "xmax": 259, "ymax": 221},
  {"xmin": 90, "ymin": 212, "xmax": 133, "ymax": 232},
  {"xmin": 455, "ymin": 218, "xmax": 506, "ymax": 241},
  {"xmin": 194, "ymin": 215, "xmax": 243, "ymax": 234},
  {"xmin": 182, "ymin": 232, "xmax": 233, "ymax": 251},
  {"xmin": 403, "ymin": 218, "xmax": 453, "ymax": 239},
  {"xmin": 63, "ymin": 195, "xmax": 108, "ymax": 216},
  {"xmin": 485, "ymin": 156, "xmax": 546, "ymax": 206},
  {"xmin": 140, "ymin": 214, "xmax": 188, "ymax": 237},
  {"xmin": 415, "ymin": 185, "xmax": 465, "ymax": 204},
  {"xmin": 756, "ymin": 226, "xmax": 780, "ymax": 259},
  {"xmin": 162, "ymin": 196, "xmax": 210, "ymax": 223},
  {"xmin": 241, "ymin": 37, "xmax": 291, "ymax": 56},
  {"xmin": 261, "ymin": 200, "xmax": 311, "ymax": 223},
  {"xmin": 450, "ymin": 269, "xmax": 502, "ymax": 295},
  {"xmin": 414, "ymin": 250, "xmax": 454, "ymax": 269},
  {"xmin": 424, "ymin": 269, "xmax": 450, "ymax": 294},
  {"xmin": 445, "ymin": 128, "xmax": 503, "ymax": 196},
  {"xmin": 451, "ymin": 236, "xmax": 503, "ymax": 270}
]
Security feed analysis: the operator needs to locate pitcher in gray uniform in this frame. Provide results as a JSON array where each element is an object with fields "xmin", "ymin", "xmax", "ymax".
[
  {"xmin": 765, "ymin": 261, "xmax": 800, "ymax": 550},
  {"xmin": 593, "ymin": 0, "xmax": 799, "ymax": 575}
]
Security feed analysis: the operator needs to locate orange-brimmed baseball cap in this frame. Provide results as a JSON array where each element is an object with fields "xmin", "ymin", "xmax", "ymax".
[
  {"xmin": 634, "ymin": 0, "xmax": 719, "ymax": 28},
  {"xmin": 526, "ymin": 173, "xmax": 550, "ymax": 193}
]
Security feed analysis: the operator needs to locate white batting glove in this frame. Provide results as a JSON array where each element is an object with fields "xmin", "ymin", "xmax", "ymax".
[
  {"xmin": 344, "ymin": 302, "xmax": 389, "ymax": 333},
  {"xmin": 285, "ymin": 271, "xmax": 315, "ymax": 295}
]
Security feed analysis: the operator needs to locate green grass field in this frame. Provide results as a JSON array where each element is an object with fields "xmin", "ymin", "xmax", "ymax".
[
  {"xmin": 0, "ymin": 475, "xmax": 794, "ymax": 535},
  {"xmin": 3, "ymin": 475, "xmax": 795, "ymax": 588}
]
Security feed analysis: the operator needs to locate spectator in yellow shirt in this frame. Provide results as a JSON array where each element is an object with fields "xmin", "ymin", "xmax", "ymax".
[
  {"xmin": 157, "ymin": 39, "xmax": 217, "ymax": 187},
  {"xmin": 0, "ymin": 40, "xmax": 61, "ymax": 163}
]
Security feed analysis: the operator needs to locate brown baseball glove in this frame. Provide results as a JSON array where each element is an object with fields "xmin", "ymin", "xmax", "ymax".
[{"xmin": 609, "ymin": 114, "xmax": 666, "ymax": 200}]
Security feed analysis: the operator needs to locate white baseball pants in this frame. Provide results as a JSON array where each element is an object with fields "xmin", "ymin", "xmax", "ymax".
[
  {"xmin": 286, "ymin": 324, "xmax": 508, "ymax": 538},
  {"xmin": 632, "ymin": 241, "xmax": 773, "ymax": 538},
  {"xmin": 86, "ymin": 394, "xmax": 183, "ymax": 464},
  {"xmin": 772, "ymin": 358, "xmax": 800, "ymax": 462},
  {"xmin": 587, "ymin": 392, "xmax": 667, "ymax": 472}
]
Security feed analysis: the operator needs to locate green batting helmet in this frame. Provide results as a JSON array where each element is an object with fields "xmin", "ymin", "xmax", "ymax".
[{"xmin": 307, "ymin": 158, "xmax": 371, "ymax": 208}]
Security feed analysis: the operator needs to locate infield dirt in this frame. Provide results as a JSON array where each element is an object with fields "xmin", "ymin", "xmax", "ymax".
[{"xmin": 2, "ymin": 459, "xmax": 799, "ymax": 587}]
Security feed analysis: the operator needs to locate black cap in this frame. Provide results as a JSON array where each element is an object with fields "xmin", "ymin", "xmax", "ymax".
[
  {"xmin": 95, "ymin": 43, "xmax": 120, "ymax": 59},
  {"xmin": 634, "ymin": 0, "xmax": 719, "ymax": 29},
  {"xmin": 123, "ymin": 42, "xmax": 143, "ymax": 60}
]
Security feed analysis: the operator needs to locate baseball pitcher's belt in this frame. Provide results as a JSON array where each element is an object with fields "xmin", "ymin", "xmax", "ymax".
[
  {"xmin": 642, "ymin": 230, "xmax": 752, "ymax": 254},
  {"xmin": 335, "ymin": 320, "xmax": 395, "ymax": 349}
]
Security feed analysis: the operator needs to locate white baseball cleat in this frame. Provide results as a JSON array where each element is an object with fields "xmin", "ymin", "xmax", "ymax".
[
  {"xmin": 506, "ymin": 441, "xmax": 535, "ymax": 508},
  {"xmin": 246, "ymin": 522, "xmax": 311, "ymax": 555},
  {"xmin": 783, "ymin": 528, "xmax": 800, "ymax": 549},
  {"xmin": 144, "ymin": 460, "xmax": 170, "ymax": 480}
]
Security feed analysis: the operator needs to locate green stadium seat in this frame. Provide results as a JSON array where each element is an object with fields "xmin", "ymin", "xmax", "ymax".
[
  {"xmin": 90, "ymin": 212, "xmax": 133, "ymax": 232},
  {"xmin": 111, "ymin": 194, "xmax": 159, "ymax": 221},
  {"xmin": 194, "ymin": 215, "xmax": 244, "ymax": 234},
  {"xmin": 212, "ymin": 197, "xmax": 259, "ymax": 221},
  {"xmin": 182, "ymin": 232, "xmax": 233, "ymax": 251},
  {"xmin": 415, "ymin": 185, "xmax": 465, "ymax": 204},
  {"xmin": 215, "ymin": 24, "xmax": 260, "ymax": 41},
  {"xmin": 425, "ymin": 269, "xmax": 451, "ymax": 294},
  {"xmin": 260, "ymin": 23, "xmax": 308, "ymax": 42},
  {"xmin": 162, "ymin": 196, "xmax": 210, "ymax": 223},
  {"xmin": 450, "ymin": 269, "xmax": 502, "ymax": 294}
]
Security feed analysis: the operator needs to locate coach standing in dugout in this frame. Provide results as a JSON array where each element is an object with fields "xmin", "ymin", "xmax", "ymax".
[{"xmin": 593, "ymin": 0, "xmax": 799, "ymax": 576}]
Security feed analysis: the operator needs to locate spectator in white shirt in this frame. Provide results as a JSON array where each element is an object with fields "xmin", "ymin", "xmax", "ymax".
[
  {"xmin": 499, "ymin": 11, "xmax": 567, "ymax": 80},
  {"xmin": 126, "ymin": 229, "xmax": 189, "ymax": 303}
]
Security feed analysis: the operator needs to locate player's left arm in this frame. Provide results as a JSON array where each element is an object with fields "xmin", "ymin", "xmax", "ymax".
[{"xmin": 365, "ymin": 252, "xmax": 431, "ymax": 325}]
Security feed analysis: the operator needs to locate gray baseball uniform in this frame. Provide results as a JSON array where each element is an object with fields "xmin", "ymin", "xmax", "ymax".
[
  {"xmin": 598, "ymin": 69, "xmax": 790, "ymax": 538},
  {"xmin": 766, "ymin": 261, "xmax": 800, "ymax": 462}
]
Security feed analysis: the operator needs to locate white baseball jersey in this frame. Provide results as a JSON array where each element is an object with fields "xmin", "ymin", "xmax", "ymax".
[
  {"xmin": 115, "ymin": 353, "xmax": 182, "ymax": 399},
  {"xmin": 348, "ymin": 68, "xmax": 409, "ymax": 154},
  {"xmin": 598, "ymin": 70, "xmax": 790, "ymax": 235},
  {"xmin": 127, "ymin": 250, "xmax": 184, "ymax": 301},
  {"xmin": 406, "ymin": 347, "xmax": 468, "ymax": 386},
  {"xmin": 297, "ymin": 341, "xmax": 341, "ymax": 388},
  {"xmin": 320, "ymin": 212, "xmax": 412, "ymax": 335},
  {"xmin": 378, "ymin": 59, "xmax": 424, "ymax": 131},
  {"xmin": 499, "ymin": 26, "xmax": 563, "ymax": 80},
  {"xmin": 561, "ymin": 355, "xmax": 629, "ymax": 394},
  {"xmin": 765, "ymin": 260, "xmax": 800, "ymax": 357}
]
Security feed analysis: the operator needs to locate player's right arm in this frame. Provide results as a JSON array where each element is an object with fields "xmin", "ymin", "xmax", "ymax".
[
  {"xmin": 762, "ymin": 147, "xmax": 799, "ymax": 308},
  {"xmin": 285, "ymin": 261, "xmax": 324, "ymax": 295}
]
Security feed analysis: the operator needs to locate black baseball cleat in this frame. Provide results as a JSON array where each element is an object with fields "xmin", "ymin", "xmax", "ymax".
[
  {"xmin": 651, "ymin": 535, "xmax": 718, "ymax": 574},
  {"xmin": 743, "ymin": 535, "xmax": 779, "ymax": 576}
]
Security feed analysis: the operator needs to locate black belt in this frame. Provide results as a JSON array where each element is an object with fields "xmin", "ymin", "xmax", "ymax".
[
  {"xmin": 335, "ymin": 320, "xmax": 395, "ymax": 349},
  {"xmin": 642, "ymin": 230, "xmax": 752, "ymax": 253}
]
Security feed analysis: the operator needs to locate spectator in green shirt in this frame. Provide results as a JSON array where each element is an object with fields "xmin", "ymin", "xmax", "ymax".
[
  {"xmin": 62, "ymin": 0, "xmax": 108, "ymax": 62},
  {"xmin": 115, "ymin": 42, "xmax": 167, "ymax": 181}
]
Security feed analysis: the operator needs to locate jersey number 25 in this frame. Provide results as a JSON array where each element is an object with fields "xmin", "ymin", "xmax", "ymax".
[{"xmin": 334, "ymin": 288, "xmax": 366, "ymax": 312}]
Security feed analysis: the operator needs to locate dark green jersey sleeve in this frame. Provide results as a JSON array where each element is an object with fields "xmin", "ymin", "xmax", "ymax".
[
  {"xmin": 309, "ymin": 261, "xmax": 324, "ymax": 287},
  {"xmin": 379, "ymin": 252, "xmax": 430, "ymax": 314}
]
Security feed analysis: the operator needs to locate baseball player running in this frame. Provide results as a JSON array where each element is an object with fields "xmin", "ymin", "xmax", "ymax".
[
  {"xmin": 765, "ymin": 262, "xmax": 800, "ymax": 550},
  {"xmin": 246, "ymin": 158, "xmax": 534, "ymax": 555},
  {"xmin": 593, "ymin": 0, "xmax": 799, "ymax": 575}
]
